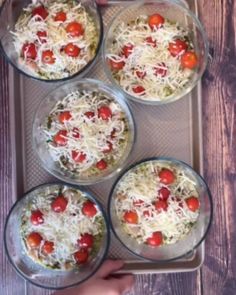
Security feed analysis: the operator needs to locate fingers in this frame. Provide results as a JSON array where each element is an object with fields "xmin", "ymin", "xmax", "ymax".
[
  {"xmin": 96, "ymin": 259, "xmax": 124, "ymax": 278},
  {"xmin": 109, "ymin": 274, "xmax": 134, "ymax": 294},
  {"xmin": 96, "ymin": 0, "xmax": 108, "ymax": 5}
]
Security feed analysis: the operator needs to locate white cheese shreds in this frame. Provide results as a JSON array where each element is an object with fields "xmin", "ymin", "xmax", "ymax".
[
  {"xmin": 12, "ymin": 0, "xmax": 98, "ymax": 79},
  {"xmin": 106, "ymin": 15, "xmax": 195, "ymax": 101},
  {"xmin": 114, "ymin": 161, "xmax": 200, "ymax": 245}
]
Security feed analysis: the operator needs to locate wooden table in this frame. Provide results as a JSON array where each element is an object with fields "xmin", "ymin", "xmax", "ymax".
[{"xmin": 1, "ymin": 1, "xmax": 235, "ymax": 294}]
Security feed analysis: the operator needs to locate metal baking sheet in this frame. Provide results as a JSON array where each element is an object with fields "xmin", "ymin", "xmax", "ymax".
[{"xmin": 8, "ymin": 0, "xmax": 204, "ymax": 273}]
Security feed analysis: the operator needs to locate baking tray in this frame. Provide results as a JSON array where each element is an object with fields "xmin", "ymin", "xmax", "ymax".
[{"xmin": 8, "ymin": 0, "xmax": 204, "ymax": 274}]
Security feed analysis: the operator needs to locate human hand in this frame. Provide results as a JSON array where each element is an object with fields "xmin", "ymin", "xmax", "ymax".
[{"xmin": 53, "ymin": 260, "xmax": 134, "ymax": 295}]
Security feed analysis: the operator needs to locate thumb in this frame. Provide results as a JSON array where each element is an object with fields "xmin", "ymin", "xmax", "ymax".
[
  {"xmin": 109, "ymin": 275, "xmax": 134, "ymax": 294},
  {"xmin": 96, "ymin": 259, "xmax": 124, "ymax": 278}
]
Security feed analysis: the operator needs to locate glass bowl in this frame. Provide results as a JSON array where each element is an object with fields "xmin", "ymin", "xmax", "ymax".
[
  {"xmin": 4, "ymin": 183, "xmax": 110, "ymax": 290},
  {"xmin": 0, "ymin": 0, "xmax": 103, "ymax": 82},
  {"xmin": 108, "ymin": 157, "xmax": 213, "ymax": 262},
  {"xmin": 32, "ymin": 79, "xmax": 135, "ymax": 185},
  {"xmin": 102, "ymin": 0, "xmax": 209, "ymax": 105}
]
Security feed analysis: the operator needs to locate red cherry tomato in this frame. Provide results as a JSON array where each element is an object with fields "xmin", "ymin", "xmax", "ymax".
[
  {"xmin": 154, "ymin": 62, "xmax": 167, "ymax": 77},
  {"xmin": 96, "ymin": 159, "xmax": 107, "ymax": 170},
  {"xmin": 133, "ymin": 199, "xmax": 144, "ymax": 207},
  {"xmin": 71, "ymin": 127, "xmax": 80, "ymax": 139},
  {"xmin": 22, "ymin": 43, "xmax": 37, "ymax": 60},
  {"xmin": 168, "ymin": 39, "xmax": 187, "ymax": 57},
  {"xmin": 66, "ymin": 21, "xmax": 84, "ymax": 37},
  {"xmin": 181, "ymin": 51, "xmax": 198, "ymax": 69},
  {"xmin": 78, "ymin": 233, "xmax": 94, "ymax": 248},
  {"xmin": 51, "ymin": 195, "xmax": 68, "ymax": 213},
  {"xmin": 136, "ymin": 70, "xmax": 146, "ymax": 79},
  {"xmin": 32, "ymin": 6, "xmax": 48, "ymax": 20},
  {"xmin": 98, "ymin": 106, "xmax": 112, "ymax": 120},
  {"xmin": 42, "ymin": 50, "xmax": 56, "ymax": 64},
  {"xmin": 82, "ymin": 200, "xmax": 97, "ymax": 218},
  {"xmin": 145, "ymin": 36, "xmax": 157, "ymax": 48},
  {"xmin": 132, "ymin": 85, "xmax": 145, "ymax": 94},
  {"xmin": 155, "ymin": 200, "xmax": 168, "ymax": 212},
  {"xmin": 42, "ymin": 241, "xmax": 54, "ymax": 254},
  {"xmin": 102, "ymin": 141, "xmax": 113, "ymax": 153},
  {"xmin": 72, "ymin": 150, "xmax": 87, "ymax": 163},
  {"xmin": 53, "ymin": 130, "xmax": 68, "ymax": 146},
  {"xmin": 58, "ymin": 111, "xmax": 72, "ymax": 123},
  {"xmin": 84, "ymin": 111, "xmax": 95, "ymax": 119},
  {"xmin": 64, "ymin": 43, "xmax": 80, "ymax": 57},
  {"xmin": 30, "ymin": 210, "xmax": 44, "ymax": 225},
  {"xmin": 74, "ymin": 249, "xmax": 89, "ymax": 264},
  {"xmin": 123, "ymin": 211, "xmax": 138, "ymax": 224},
  {"xmin": 122, "ymin": 44, "xmax": 134, "ymax": 58},
  {"xmin": 27, "ymin": 232, "xmax": 43, "ymax": 248},
  {"xmin": 148, "ymin": 13, "xmax": 165, "ymax": 30},
  {"xmin": 186, "ymin": 196, "xmax": 200, "ymax": 212},
  {"xmin": 146, "ymin": 231, "xmax": 163, "ymax": 246},
  {"xmin": 158, "ymin": 168, "xmax": 175, "ymax": 184},
  {"xmin": 36, "ymin": 31, "xmax": 47, "ymax": 43},
  {"xmin": 158, "ymin": 187, "xmax": 170, "ymax": 201},
  {"xmin": 108, "ymin": 58, "xmax": 125, "ymax": 70},
  {"xmin": 54, "ymin": 11, "xmax": 66, "ymax": 22}
]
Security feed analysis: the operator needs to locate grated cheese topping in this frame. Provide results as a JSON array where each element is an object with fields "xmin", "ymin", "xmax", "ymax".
[
  {"xmin": 21, "ymin": 186, "xmax": 105, "ymax": 270},
  {"xmin": 106, "ymin": 15, "xmax": 195, "ymax": 101},
  {"xmin": 114, "ymin": 161, "xmax": 200, "ymax": 245},
  {"xmin": 12, "ymin": 0, "xmax": 98, "ymax": 79},
  {"xmin": 41, "ymin": 89, "xmax": 129, "ymax": 178}
]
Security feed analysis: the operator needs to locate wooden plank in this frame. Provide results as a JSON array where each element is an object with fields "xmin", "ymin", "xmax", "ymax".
[{"xmin": 198, "ymin": 1, "xmax": 236, "ymax": 295}]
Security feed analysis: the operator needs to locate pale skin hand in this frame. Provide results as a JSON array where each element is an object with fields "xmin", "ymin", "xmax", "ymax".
[{"xmin": 53, "ymin": 260, "xmax": 134, "ymax": 295}]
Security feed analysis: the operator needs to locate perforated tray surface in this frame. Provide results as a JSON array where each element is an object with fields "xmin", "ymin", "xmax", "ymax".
[{"xmin": 9, "ymin": 0, "xmax": 204, "ymax": 273}]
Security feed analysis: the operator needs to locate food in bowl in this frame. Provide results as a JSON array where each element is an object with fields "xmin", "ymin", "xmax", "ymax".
[
  {"xmin": 20, "ymin": 185, "xmax": 105, "ymax": 270},
  {"xmin": 11, "ymin": 0, "xmax": 98, "ymax": 79},
  {"xmin": 114, "ymin": 160, "xmax": 200, "ymax": 247},
  {"xmin": 105, "ymin": 12, "xmax": 198, "ymax": 101},
  {"xmin": 40, "ymin": 88, "xmax": 130, "ymax": 179}
]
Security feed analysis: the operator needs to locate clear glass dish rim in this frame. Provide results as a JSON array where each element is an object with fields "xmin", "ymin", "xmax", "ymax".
[
  {"xmin": 107, "ymin": 156, "xmax": 213, "ymax": 263},
  {"xmin": 0, "ymin": 0, "xmax": 104, "ymax": 83},
  {"xmin": 3, "ymin": 182, "xmax": 111, "ymax": 290},
  {"xmin": 102, "ymin": 0, "xmax": 209, "ymax": 105}
]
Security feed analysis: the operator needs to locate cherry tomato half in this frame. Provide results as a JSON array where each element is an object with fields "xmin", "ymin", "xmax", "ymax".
[
  {"xmin": 82, "ymin": 200, "xmax": 97, "ymax": 218},
  {"xmin": 154, "ymin": 62, "xmax": 167, "ymax": 77},
  {"xmin": 42, "ymin": 241, "xmax": 54, "ymax": 254},
  {"xmin": 146, "ymin": 231, "xmax": 163, "ymax": 246},
  {"xmin": 72, "ymin": 150, "xmax": 87, "ymax": 163},
  {"xmin": 64, "ymin": 43, "xmax": 80, "ymax": 57},
  {"xmin": 132, "ymin": 85, "xmax": 145, "ymax": 94},
  {"xmin": 185, "ymin": 196, "xmax": 200, "ymax": 212},
  {"xmin": 74, "ymin": 249, "xmax": 89, "ymax": 264},
  {"xmin": 158, "ymin": 187, "xmax": 170, "ymax": 201},
  {"xmin": 136, "ymin": 70, "xmax": 146, "ymax": 79},
  {"xmin": 181, "ymin": 51, "xmax": 198, "ymax": 69},
  {"xmin": 22, "ymin": 43, "xmax": 37, "ymax": 60},
  {"xmin": 98, "ymin": 106, "xmax": 112, "ymax": 120},
  {"xmin": 148, "ymin": 13, "xmax": 164, "ymax": 30},
  {"xmin": 158, "ymin": 168, "xmax": 175, "ymax": 184},
  {"xmin": 123, "ymin": 211, "xmax": 138, "ymax": 224},
  {"xmin": 53, "ymin": 130, "xmax": 68, "ymax": 146},
  {"xmin": 84, "ymin": 111, "xmax": 95, "ymax": 119},
  {"xmin": 27, "ymin": 232, "xmax": 43, "ymax": 248},
  {"xmin": 155, "ymin": 200, "xmax": 168, "ymax": 212},
  {"xmin": 96, "ymin": 159, "xmax": 108, "ymax": 170},
  {"xmin": 66, "ymin": 21, "xmax": 84, "ymax": 37},
  {"xmin": 145, "ymin": 36, "xmax": 157, "ymax": 48},
  {"xmin": 108, "ymin": 58, "xmax": 125, "ymax": 71},
  {"xmin": 32, "ymin": 6, "xmax": 48, "ymax": 20},
  {"xmin": 168, "ymin": 39, "xmax": 187, "ymax": 57},
  {"xmin": 51, "ymin": 195, "xmax": 68, "ymax": 213},
  {"xmin": 102, "ymin": 141, "xmax": 113, "ymax": 153},
  {"xmin": 122, "ymin": 44, "xmax": 134, "ymax": 58},
  {"xmin": 42, "ymin": 50, "xmax": 56, "ymax": 64},
  {"xmin": 30, "ymin": 210, "xmax": 44, "ymax": 225},
  {"xmin": 72, "ymin": 127, "xmax": 80, "ymax": 139},
  {"xmin": 78, "ymin": 233, "xmax": 94, "ymax": 248},
  {"xmin": 58, "ymin": 111, "xmax": 72, "ymax": 123},
  {"xmin": 54, "ymin": 11, "xmax": 67, "ymax": 22},
  {"xmin": 36, "ymin": 31, "xmax": 47, "ymax": 43}
]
